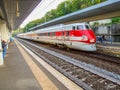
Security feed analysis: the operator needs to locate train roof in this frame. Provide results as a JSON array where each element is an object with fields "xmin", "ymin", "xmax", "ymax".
[
  {"xmin": 64, "ymin": 22, "xmax": 88, "ymax": 27},
  {"xmin": 22, "ymin": 23, "xmax": 89, "ymax": 34},
  {"xmin": 34, "ymin": 24, "xmax": 63, "ymax": 33}
]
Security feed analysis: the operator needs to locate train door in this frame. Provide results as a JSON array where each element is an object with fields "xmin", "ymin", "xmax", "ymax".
[
  {"xmin": 56, "ymin": 27, "xmax": 65, "ymax": 45},
  {"xmin": 65, "ymin": 31, "xmax": 70, "ymax": 40},
  {"xmin": 56, "ymin": 31, "xmax": 62, "ymax": 45},
  {"xmin": 64, "ymin": 26, "xmax": 71, "ymax": 47},
  {"xmin": 62, "ymin": 28, "xmax": 65, "ymax": 44}
]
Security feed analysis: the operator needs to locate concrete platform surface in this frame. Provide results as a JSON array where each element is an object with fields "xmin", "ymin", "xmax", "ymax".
[
  {"xmin": 0, "ymin": 41, "xmax": 83, "ymax": 90},
  {"xmin": 0, "ymin": 42, "xmax": 42, "ymax": 90},
  {"xmin": 96, "ymin": 43, "xmax": 120, "ymax": 57}
]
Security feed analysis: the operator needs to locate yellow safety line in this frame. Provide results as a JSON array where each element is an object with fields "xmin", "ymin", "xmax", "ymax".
[{"xmin": 15, "ymin": 41, "xmax": 58, "ymax": 90}]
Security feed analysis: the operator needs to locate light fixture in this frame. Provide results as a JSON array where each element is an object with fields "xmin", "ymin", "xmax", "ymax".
[
  {"xmin": 16, "ymin": 11, "xmax": 20, "ymax": 17},
  {"xmin": 16, "ymin": 0, "xmax": 20, "ymax": 17}
]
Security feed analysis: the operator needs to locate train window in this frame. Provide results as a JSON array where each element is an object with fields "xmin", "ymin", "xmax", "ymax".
[
  {"xmin": 72, "ymin": 26, "xmax": 75, "ymax": 30},
  {"xmin": 77, "ymin": 25, "xmax": 84, "ymax": 30},
  {"xmin": 37, "ymin": 33, "xmax": 41, "ymax": 36},
  {"xmin": 66, "ymin": 31, "xmax": 69, "ymax": 36},
  {"xmin": 46, "ymin": 33, "xmax": 48, "ymax": 36},
  {"xmin": 48, "ymin": 32, "xmax": 50, "ymax": 36},
  {"xmin": 52, "ymin": 32, "xmax": 55, "ymax": 36},
  {"xmin": 85, "ymin": 25, "xmax": 90, "ymax": 29},
  {"xmin": 40, "ymin": 33, "xmax": 41, "ymax": 36},
  {"xmin": 62, "ymin": 32, "xmax": 64, "ymax": 36}
]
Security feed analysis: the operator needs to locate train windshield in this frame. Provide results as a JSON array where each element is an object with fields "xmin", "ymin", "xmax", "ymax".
[{"xmin": 85, "ymin": 25, "xmax": 91, "ymax": 29}]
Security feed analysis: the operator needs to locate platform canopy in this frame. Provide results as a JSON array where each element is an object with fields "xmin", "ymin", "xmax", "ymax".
[
  {"xmin": 30, "ymin": 0, "xmax": 120, "ymax": 31},
  {"xmin": 0, "ymin": 0, "xmax": 41, "ymax": 30}
]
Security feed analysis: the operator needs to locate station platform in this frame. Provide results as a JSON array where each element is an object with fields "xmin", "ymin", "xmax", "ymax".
[
  {"xmin": 96, "ymin": 42, "xmax": 120, "ymax": 57},
  {"xmin": 0, "ymin": 40, "xmax": 82, "ymax": 90}
]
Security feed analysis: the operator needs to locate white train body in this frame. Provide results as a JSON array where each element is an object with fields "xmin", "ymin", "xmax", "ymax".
[{"xmin": 18, "ymin": 23, "xmax": 96, "ymax": 51}]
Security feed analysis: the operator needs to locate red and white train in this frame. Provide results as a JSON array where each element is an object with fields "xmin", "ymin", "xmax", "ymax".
[{"xmin": 17, "ymin": 23, "xmax": 97, "ymax": 51}]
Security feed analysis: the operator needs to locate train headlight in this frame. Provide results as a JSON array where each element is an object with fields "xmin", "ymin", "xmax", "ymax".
[
  {"xmin": 90, "ymin": 39, "xmax": 95, "ymax": 42},
  {"xmin": 82, "ymin": 35, "xmax": 88, "ymax": 41}
]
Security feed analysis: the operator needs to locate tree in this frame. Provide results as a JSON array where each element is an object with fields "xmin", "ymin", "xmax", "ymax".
[
  {"xmin": 92, "ymin": 22, "xmax": 100, "ymax": 27},
  {"xmin": 70, "ymin": 0, "xmax": 82, "ymax": 12},
  {"xmin": 56, "ymin": 2, "xmax": 66, "ymax": 17},
  {"xmin": 111, "ymin": 17, "xmax": 120, "ymax": 24},
  {"xmin": 22, "ymin": 0, "xmax": 107, "ymax": 32}
]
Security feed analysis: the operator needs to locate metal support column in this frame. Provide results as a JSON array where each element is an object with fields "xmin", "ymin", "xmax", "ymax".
[{"xmin": 0, "ymin": 33, "xmax": 3, "ymax": 65}]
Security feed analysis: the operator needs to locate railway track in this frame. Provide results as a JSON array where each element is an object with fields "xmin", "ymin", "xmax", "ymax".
[
  {"xmin": 35, "ymin": 41, "xmax": 120, "ymax": 75},
  {"xmin": 73, "ymin": 50, "xmax": 120, "ymax": 64},
  {"xmin": 27, "ymin": 39, "xmax": 120, "ymax": 64},
  {"xmin": 17, "ymin": 39, "xmax": 120, "ymax": 90},
  {"xmin": 48, "ymin": 44, "xmax": 120, "ymax": 64}
]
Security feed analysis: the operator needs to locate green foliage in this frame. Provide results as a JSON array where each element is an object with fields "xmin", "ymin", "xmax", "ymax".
[
  {"xmin": 92, "ymin": 22, "xmax": 100, "ymax": 27},
  {"xmin": 70, "ymin": 0, "xmax": 82, "ymax": 12},
  {"xmin": 23, "ymin": 0, "xmax": 107, "ymax": 32},
  {"xmin": 111, "ymin": 17, "xmax": 120, "ymax": 24},
  {"xmin": 56, "ymin": 2, "xmax": 66, "ymax": 16}
]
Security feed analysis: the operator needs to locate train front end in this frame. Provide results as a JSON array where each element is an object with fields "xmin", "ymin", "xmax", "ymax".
[{"xmin": 73, "ymin": 23, "xmax": 96, "ymax": 51}]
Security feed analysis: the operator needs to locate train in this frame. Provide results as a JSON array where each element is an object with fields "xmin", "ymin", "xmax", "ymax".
[{"xmin": 17, "ymin": 23, "xmax": 97, "ymax": 51}]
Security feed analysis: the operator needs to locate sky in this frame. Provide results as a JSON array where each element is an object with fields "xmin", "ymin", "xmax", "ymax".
[{"xmin": 20, "ymin": 0, "xmax": 66, "ymax": 28}]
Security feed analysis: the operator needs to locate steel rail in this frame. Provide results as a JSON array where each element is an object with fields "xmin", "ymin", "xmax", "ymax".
[{"xmin": 19, "ymin": 39, "xmax": 120, "ymax": 85}]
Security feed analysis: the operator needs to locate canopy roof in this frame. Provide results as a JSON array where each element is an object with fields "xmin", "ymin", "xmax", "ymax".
[{"xmin": 0, "ymin": 0, "xmax": 41, "ymax": 30}]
